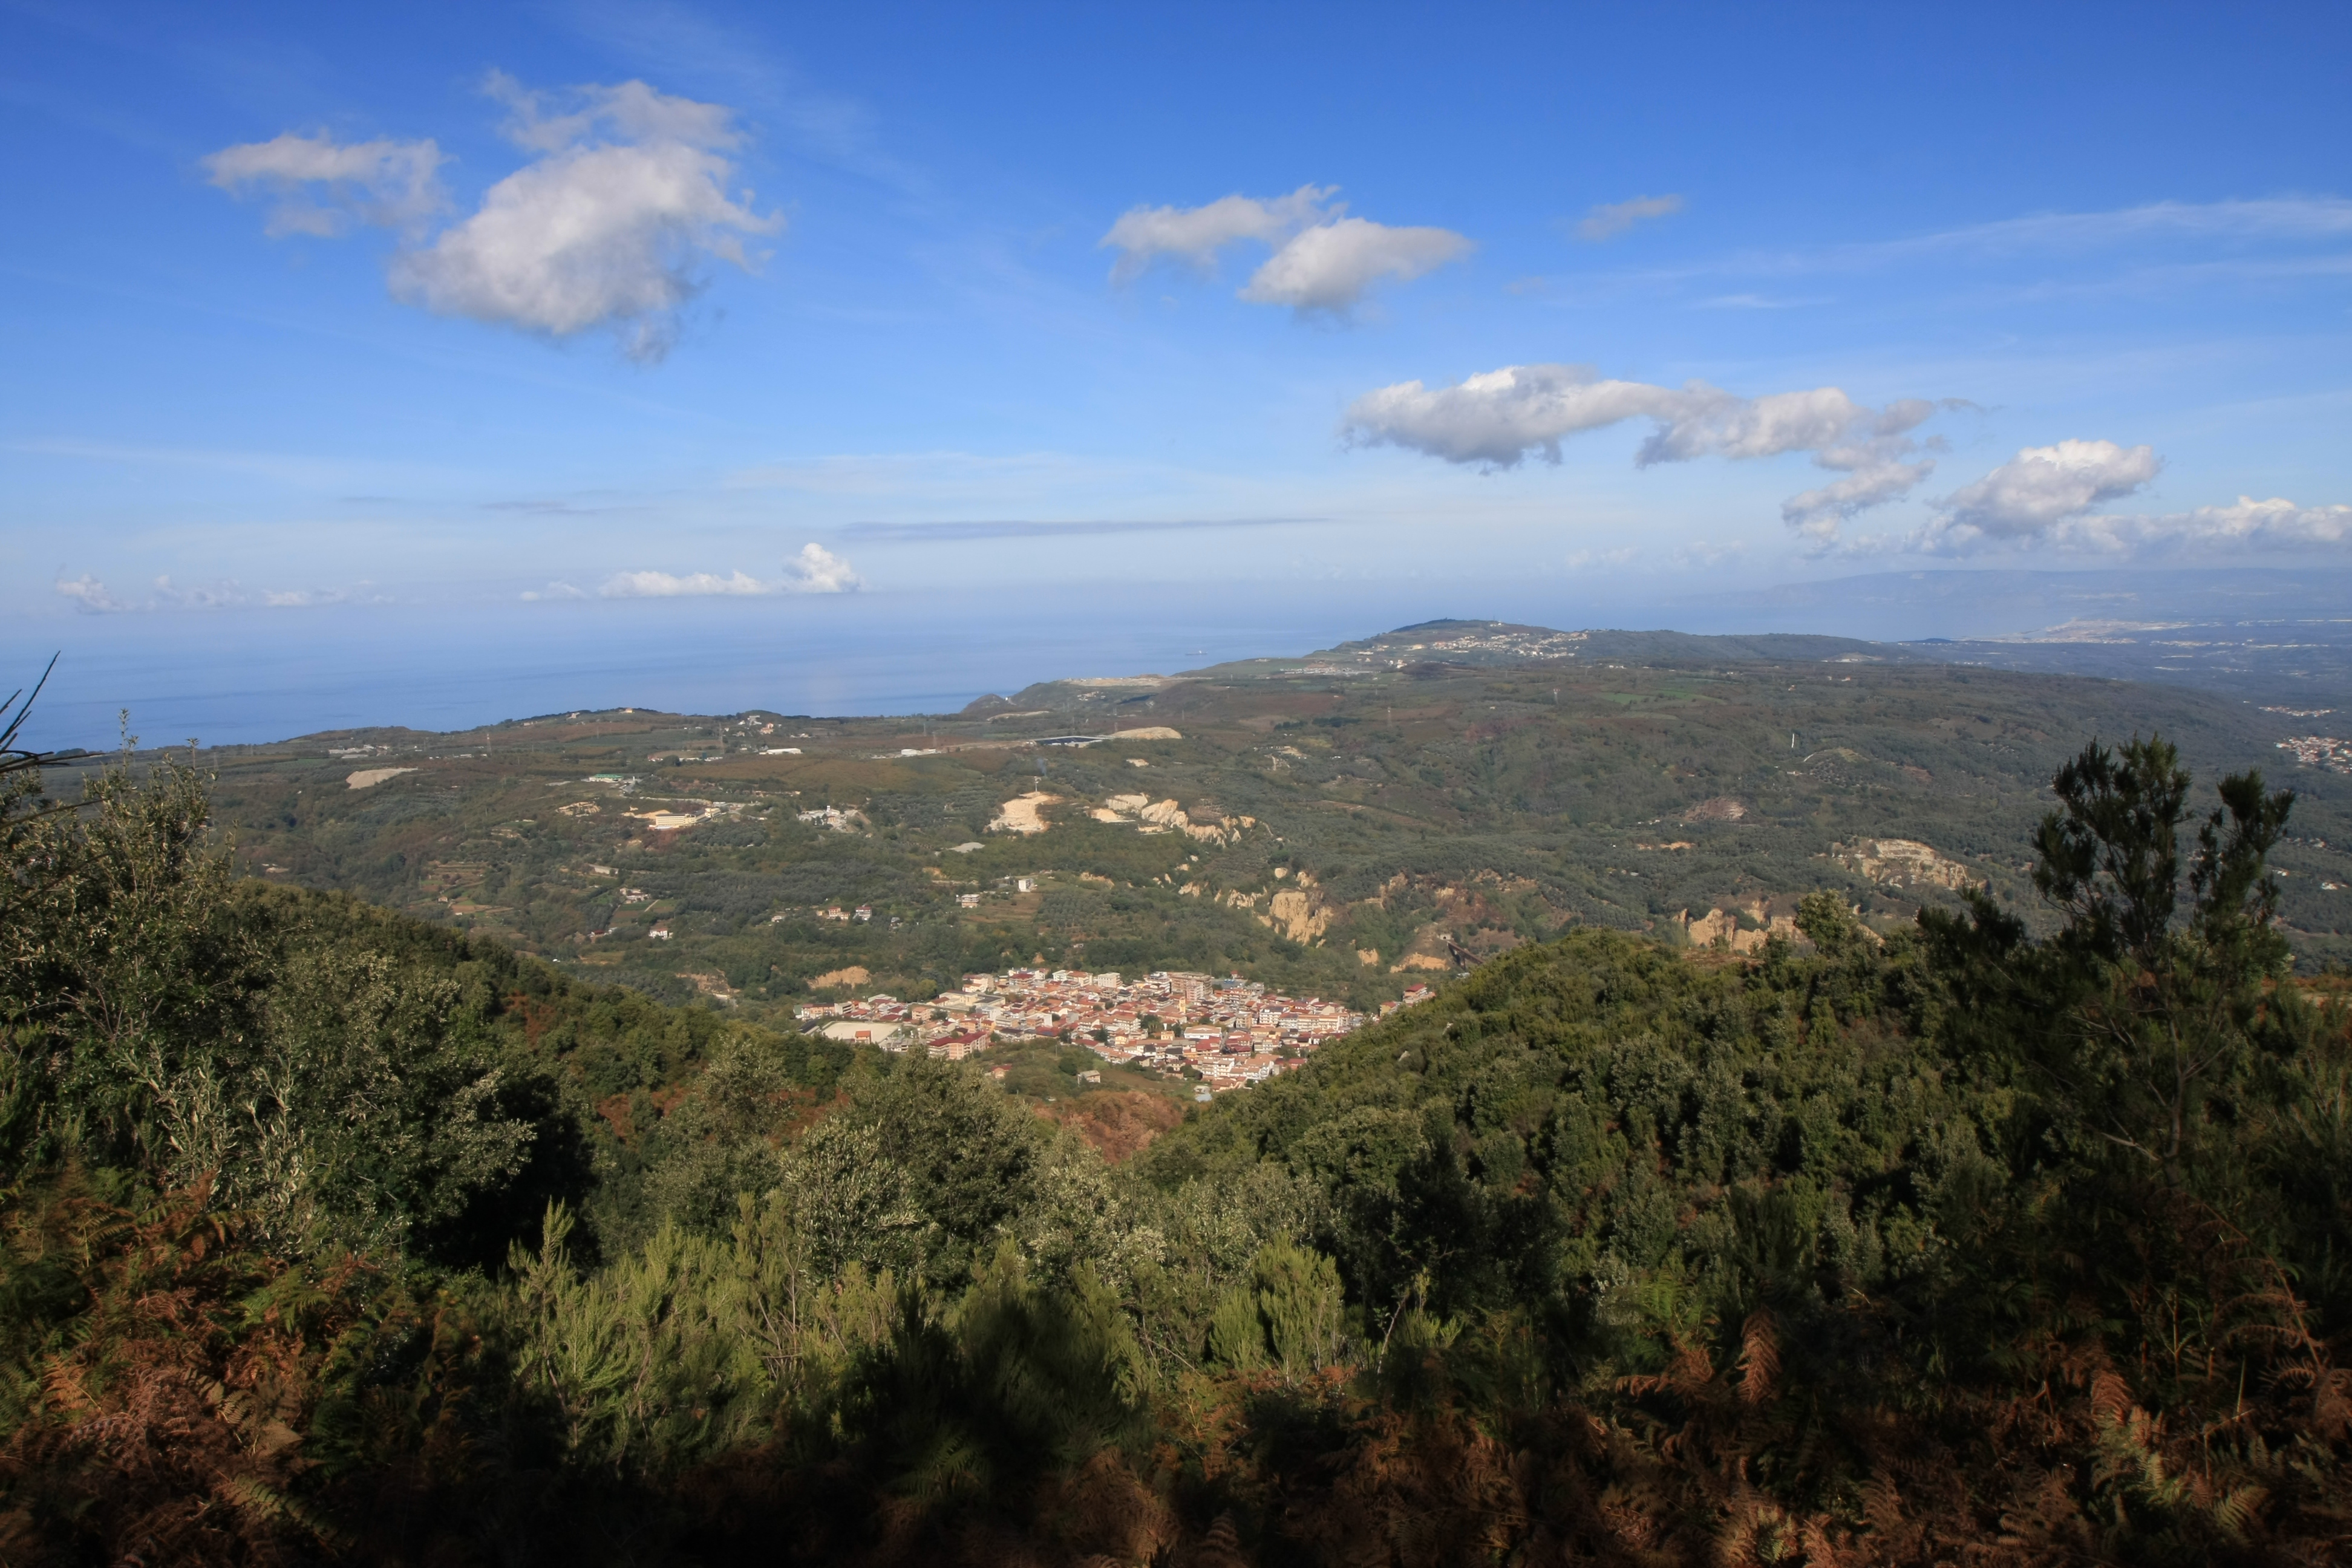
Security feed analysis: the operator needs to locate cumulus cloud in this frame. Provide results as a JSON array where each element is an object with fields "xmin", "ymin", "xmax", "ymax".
[
  {"xmin": 390, "ymin": 142, "xmax": 774, "ymax": 360},
  {"xmin": 203, "ymin": 132, "xmax": 446, "ymax": 236},
  {"xmin": 2040, "ymin": 497, "xmax": 2352, "ymax": 555},
  {"xmin": 1342, "ymin": 364, "xmax": 1946, "ymax": 543},
  {"xmin": 1936, "ymin": 439, "xmax": 2161, "ymax": 538},
  {"xmin": 590, "ymin": 544, "xmax": 862, "ymax": 599},
  {"xmin": 1576, "ymin": 193, "xmax": 1684, "ymax": 242},
  {"xmin": 1906, "ymin": 439, "xmax": 2160, "ymax": 552},
  {"xmin": 1100, "ymin": 186, "xmax": 1470, "ymax": 315},
  {"xmin": 1904, "ymin": 442, "xmax": 2350, "ymax": 557},
  {"xmin": 207, "ymin": 74, "xmax": 779, "ymax": 361},
  {"xmin": 1343, "ymin": 365, "xmax": 1681, "ymax": 467},
  {"xmin": 783, "ymin": 541, "xmax": 861, "ymax": 592}
]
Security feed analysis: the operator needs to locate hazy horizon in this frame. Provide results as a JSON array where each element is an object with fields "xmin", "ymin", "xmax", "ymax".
[
  {"xmin": 6, "ymin": 2, "xmax": 2347, "ymax": 746},
  {"xmin": 11, "ymin": 563, "xmax": 2352, "ymax": 752}
]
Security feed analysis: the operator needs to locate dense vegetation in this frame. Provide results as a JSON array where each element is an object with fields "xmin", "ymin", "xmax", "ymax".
[
  {"xmin": 2, "ymin": 703, "xmax": 2349, "ymax": 1561},
  {"xmin": 182, "ymin": 630, "xmax": 2350, "ymax": 1027}
]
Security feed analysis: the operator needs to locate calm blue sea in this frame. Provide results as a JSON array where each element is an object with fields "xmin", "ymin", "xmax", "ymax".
[
  {"xmin": 11, "ymin": 569, "xmax": 2348, "ymax": 753},
  {"xmin": 4, "ymin": 584, "xmax": 1468, "ymax": 751}
]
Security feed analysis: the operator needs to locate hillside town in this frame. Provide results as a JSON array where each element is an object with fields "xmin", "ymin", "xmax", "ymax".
[
  {"xmin": 2278, "ymin": 733, "xmax": 2352, "ymax": 776},
  {"xmin": 795, "ymin": 968, "xmax": 1432, "ymax": 1091}
]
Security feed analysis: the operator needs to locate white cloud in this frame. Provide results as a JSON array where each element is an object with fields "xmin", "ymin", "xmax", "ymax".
[
  {"xmin": 1239, "ymin": 218, "xmax": 1473, "ymax": 314},
  {"xmin": 602, "ymin": 569, "xmax": 772, "ymax": 598},
  {"xmin": 483, "ymin": 70, "xmax": 742, "ymax": 154},
  {"xmin": 54, "ymin": 575, "xmax": 126, "ymax": 613},
  {"xmin": 1576, "ymin": 193, "xmax": 1684, "ymax": 242},
  {"xmin": 1100, "ymin": 185, "xmax": 1334, "ymax": 281},
  {"xmin": 207, "ymin": 75, "xmax": 779, "ymax": 361},
  {"xmin": 521, "ymin": 581, "xmax": 590, "ymax": 602},
  {"xmin": 1342, "ymin": 364, "xmax": 1947, "ymax": 544},
  {"xmin": 1919, "ymin": 439, "xmax": 2161, "ymax": 549},
  {"xmin": 1780, "ymin": 459, "xmax": 1935, "ymax": 532},
  {"xmin": 593, "ymin": 544, "xmax": 862, "ymax": 599},
  {"xmin": 391, "ymin": 142, "xmax": 775, "ymax": 361},
  {"xmin": 1342, "ymin": 364, "xmax": 1685, "ymax": 468},
  {"xmin": 2036, "ymin": 497, "xmax": 2352, "ymax": 555},
  {"xmin": 1901, "ymin": 443, "xmax": 2350, "ymax": 557},
  {"xmin": 1100, "ymin": 186, "xmax": 1470, "ymax": 315},
  {"xmin": 203, "ymin": 132, "xmax": 446, "ymax": 237},
  {"xmin": 783, "ymin": 541, "xmax": 861, "ymax": 592}
]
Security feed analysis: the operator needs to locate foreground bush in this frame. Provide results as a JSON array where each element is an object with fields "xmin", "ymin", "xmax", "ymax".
[{"xmin": 0, "ymin": 733, "xmax": 2345, "ymax": 1564}]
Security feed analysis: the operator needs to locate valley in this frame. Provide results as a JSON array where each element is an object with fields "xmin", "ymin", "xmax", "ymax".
[{"xmin": 109, "ymin": 620, "xmax": 2347, "ymax": 1030}]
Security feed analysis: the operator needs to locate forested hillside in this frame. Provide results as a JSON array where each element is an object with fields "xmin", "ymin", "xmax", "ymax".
[
  {"xmin": 143, "ymin": 630, "xmax": 2352, "ymax": 1030},
  {"xmin": 3, "ymin": 683, "xmax": 2350, "ymax": 1563}
]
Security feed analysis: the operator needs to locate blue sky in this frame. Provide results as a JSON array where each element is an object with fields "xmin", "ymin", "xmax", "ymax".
[{"xmin": 3, "ymin": 0, "xmax": 2348, "ymax": 697}]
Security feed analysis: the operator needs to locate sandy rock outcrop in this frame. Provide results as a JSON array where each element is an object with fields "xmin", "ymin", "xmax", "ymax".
[
  {"xmin": 1260, "ymin": 888, "xmax": 1333, "ymax": 944},
  {"xmin": 989, "ymin": 792, "xmax": 1063, "ymax": 834},
  {"xmin": 1833, "ymin": 838, "xmax": 1980, "ymax": 891},
  {"xmin": 1091, "ymin": 792, "xmax": 1153, "ymax": 823},
  {"xmin": 1679, "ymin": 906, "xmax": 1800, "ymax": 954},
  {"xmin": 1088, "ymin": 795, "xmax": 1258, "ymax": 844}
]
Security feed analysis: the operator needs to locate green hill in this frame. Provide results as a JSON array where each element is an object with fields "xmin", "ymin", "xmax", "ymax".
[
  {"xmin": 162, "ymin": 630, "xmax": 2351, "ymax": 1014},
  {"xmin": 3, "ymin": 714, "xmax": 2348, "ymax": 1563}
]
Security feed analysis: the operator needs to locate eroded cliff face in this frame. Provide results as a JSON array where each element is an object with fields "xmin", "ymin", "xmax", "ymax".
[
  {"xmin": 1832, "ymin": 837, "xmax": 1982, "ymax": 891},
  {"xmin": 1091, "ymin": 793, "xmax": 1258, "ymax": 844},
  {"xmin": 1677, "ymin": 904, "xmax": 1800, "ymax": 954},
  {"xmin": 1263, "ymin": 887, "xmax": 1331, "ymax": 944}
]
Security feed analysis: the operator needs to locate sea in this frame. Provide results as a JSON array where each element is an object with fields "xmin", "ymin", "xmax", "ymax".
[{"xmin": 9, "ymin": 569, "xmax": 2350, "ymax": 753}]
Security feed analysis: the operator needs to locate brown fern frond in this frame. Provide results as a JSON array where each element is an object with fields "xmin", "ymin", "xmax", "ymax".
[
  {"xmin": 1711, "ymin": 1492, "xmax": 1796, "ymax": 1568},
  {"xmin": 2210, "ymin": 1481, "xmax": 2269, "ymax": 1538},
  {"xmin": 1674, "ymin": 1334, "xmax": 1719, "ymax": 1395},
  {"xmin": 2308, "ymin": 1365, "xmax": 2352, "ymax": 1440},
  {"xmin": 1859, "ymin": 1471, "xmax": 1903, "ymax": 1539},
  {"xmin": 1182, "ymin": 1509, "xmax": 1248, "ymax": 1568},
  {"xmin": 1044, "ymin": 1448, "xmax": 1177, "ymax": 1565},
  {"xmin": 1737, "ymin": 1311, "xmax": 1779, "ymax": 1408},
  {"xmin": 2088, "ymin": 1369, "xmax": 2131, "ymax": 1428}
]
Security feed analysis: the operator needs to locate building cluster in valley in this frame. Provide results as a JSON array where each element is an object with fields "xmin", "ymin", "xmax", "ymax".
[
  {"xmin": 2278, "ymin": 734, "xmax": 2352, "ymax": 776},
  {"xmin": 795, "ymin": 968, "xmax": 1434, "ymax": 1091}
]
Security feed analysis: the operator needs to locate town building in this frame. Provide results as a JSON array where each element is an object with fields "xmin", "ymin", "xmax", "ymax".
[{"xmin": 792, "ymin": 964, "xmax": 1384, "ymax": 1092}]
